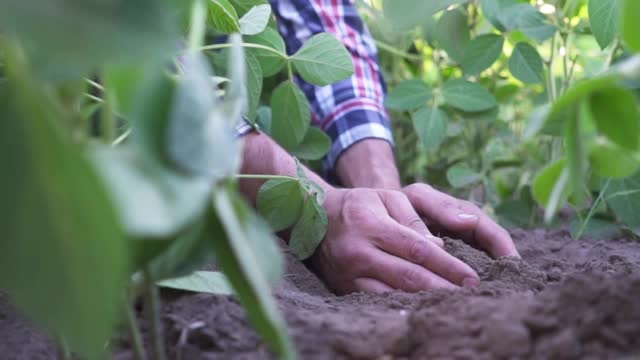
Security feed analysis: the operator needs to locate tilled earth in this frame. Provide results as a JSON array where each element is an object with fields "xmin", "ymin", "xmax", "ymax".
[{"xmin": 2, "ymin": 228, "xmax": 640, "ymax": 359}]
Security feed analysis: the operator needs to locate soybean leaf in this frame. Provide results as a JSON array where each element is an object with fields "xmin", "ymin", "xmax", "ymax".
[
  {"xmin": 461, "ymin": 34, "xmax": 504, "ymax": 75},
  {"xmin": 413, "ymin": 106, "xmax": 448, "ymax": 151},
  {"xmin": 0, "ymin": 0, "xmax": 179, "ymax": 80},
  {"xmin": 623, "ymin": 0, "xmax": 640, "ymax": 51},
  {"xmin": 513, "ymin": 6, "xmax": 557, "ymax": 43},
  {"xmin": 590, "ymin": 139, "xmax": 640, "ymax": 178},
  {"xmin": 256, "ymin": 106, "xmax": 273, "ymax": 134},
  {"xmin": 291, "ymin": 127, "xmax": 332, "ymax": 160},
  {"xmin": 246, "ymin": 28, "xmax": 287, "ymax": 77},
  {"xmin": 292, "ymin": 33, "xmax": 355, "ymax": 86},
  {"xmin": 257, "ymin": 179, "xmax": 305, "ymax": 231},
  {"xmin": 239, "ymin": 4, "xmax": 271, "ymax": 35},
  {"xmin": 566, "ymin": 104, "xmax": 587, "ymax": 204},
  {"xmin": 446, "ymin": 164, "xmax": 482, "ymax": 188},
  {"xmin": 589, "ymin": 0, "xmax": 621, "ymax": 49},
  {"xmin": 157, "ymin": 271, "xmax": 234, "ymax": 295},
  {"xmin": 604, "ymin": 172, "xmax": 640, "ymax": 229},
  {"xmin": 509, "ymin": 42, "xmax": 544, "ymax": 84},
  {"xmin": 168, "ymin": 53, "xmax": 241, "ymax": 179},
  {"xmin": 208, "ymin": 0, "xmax": 241, "ymax": 33},
  {"xmin": 385, "ymin": 79, "xmax": 432, "ymax": 111},
  {"xmin": 589, "ymin": 86, "xmax": 640, "ymax": 151},
  {"xmin": 532, "ymin": 158, "xmax": 571, "ymax": 211},
  {"xmin": 0, "ymin": 51, "xmax": 128, "ymax": 357},
  {"xmin": 229, "ymin": 0, "xmax": 269, "ymax": 17},
  {"xmin": 435, "ymin": 9, "xmax": 470, "ymax": 63},
  {"xmin": 211, "ymin": 190, "xmax": 294, "ymax": 360},
  {"xmin": 570, "ymin": 218, "xmax": 622, "ymax": 239},
  {"xmin": 270, "ymin": 80, "xmax": 310, "ymax": 150},
  {"xmin": 92, "ymin": 147, "xmax": 211, "ymax": 238},
  {"xmin": 295, "ymin": 159, "xmax": 327, "ymax": 205},
  {"xmin": 246, "ymin": 51, "xmax": 263, "ymax": 120},
  {"xmin": 290, "ymin": 198, "xmax": 328, "ymax": 260},
  {"xmin": 481, "ymin": 0, "xmax": 517, "ymax": 31},
  {"xmin": 442, "ymin": 79, "xmax": 497, "ymax": 112},
  {"xmin": 383, "ymin": 0, "xmax": 469, "ymax": 31},
  {"xmin": 144, "ymin": 212, "xmax": 220, "ymax": 281}
]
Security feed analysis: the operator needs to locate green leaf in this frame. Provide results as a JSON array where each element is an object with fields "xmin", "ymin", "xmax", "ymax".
[
  {"xmin": 383, "ymin": 0, "xmax": 469, "ymax": 31},
  {"xmin": 157, "ymin": 271, "xmax": 234, "ymax": 295},
  {"xmin": 566, "ymin": 104, "xmax": 587, "ymax": 204},
  {"xmin": 413, "ymin": 106, "xmax": 448, "ymax": 151},
  {"xmin": 509, "ymin": 42, "xmax": 544, "ymax": 84},
  {"xmin": 385, "ymin": 79, "xmax": 432, "ymax": 111},
  {"xmin": 589, "ymin": 0, "xmax": 621, "ymax": 49},
  {"xmin": 292, "ymin": 33, "xmax": 355, "ymax": 86},
  {"xmin": 257, "ymin": 179, "xmax": 305, "ymax": 231},
  {"xmin": 256, "ymin": 106, "xmax": 272, "ymax": 134},
  {"xmin": 208, "ymin": 0, "xmax": 241, "ymax": 33},
  {"xmin": 92, "ymin": 148, "xmax": 211, "ymax": 238},
  {"xmin": 295, "ymin": 159, "xmax": 327, "ymax": 205},
  {"xmin": 435, "ymin": 9, "xmax": 470, "ymax": 63},
  {"xmin": 270, "ymin": 80, "xmax": 310, "ymax": 150},
  {"xmin": 497, "ymin": 3, "xmax": 556, "ymax": 42},
  {"xmin": 590, "ymin": 139, "xmax": 640, "ymax": 178},
  {"xmin": 246, "ymin": 51, "xmax": 263, "ymax": 120},
  {"xmin": 623, "ymin": 0, "xmax": 640, "ymax": 51},
  {"xmin": 442, "ymin": 79, "xmax": 497, "ymax": 112},
  {"xmin": 290, "ymin": 127, "xmax": 332, "ymax": 160},
  {"xmin": 446, "ymin": 164, "xmax": 482, "ymax": 188},
  {"xmin": 0, "ymin": 0, "xmax": 180, "ymax": 80},
  {"xmin": 570, "ymin": 218, "xmax": 622, "ymax": 239},
  {"xmin": 461, "ymin": 34, "xmax": 504, "ymax": 75},
  {"xmin": 589, "ymin": 86, "xmax": 640, "ymax": 150},
  {"xmin": 532, "ymin": 158, "xmax": 571, "ymax": 211},
  {"xmin": 168, "ymin": 53, "xmax": 241, "ymax": 178},
  {"xmin": 211, "ymin": 190, "xmax": 294, "ymax": 360},
  {"xmin": 0, "ymin": 51, "xmax": 128, "ymax": 357},
  {"xmin": 481, "ymin": 0, "xmax": 516, "ymax": 31},
  {"xmin": 246, "ymin": 28, "xmax": 287, "ymax": 77},
  {"xmin": 290, "ymin": 198, "xmax": 328, "ymax": 260},
  {"xmin": 239, "ymin": 4, "xmax": 271, "ymax": 35},
  {"xmin": 604, "ymin": 171, "xmax": 640, "ymax": 228}
]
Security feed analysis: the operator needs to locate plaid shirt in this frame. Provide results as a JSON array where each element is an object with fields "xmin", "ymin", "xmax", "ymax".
[{"xmin": 240, "ymin": 0, "xmax": 394, "ymax": 182}]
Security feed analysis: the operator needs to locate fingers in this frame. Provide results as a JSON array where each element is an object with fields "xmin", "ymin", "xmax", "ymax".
[
  {"xmin": 373, "ymin": 218, "xmax": 480, "ymax": 286},
  {"xmin": 377, "ymin": 190, "xmax": 444, "ymax": 247},
  {"xmin": 362, "ymin": 249, "xmax": 458, "ymax": 291},
  {"xmin": 405, "ymin": 184, "xmax": 520, "ymax": 258},
  {"xmin": 353, "ymin": 278, "xmax": 394, "ymax": 294}
]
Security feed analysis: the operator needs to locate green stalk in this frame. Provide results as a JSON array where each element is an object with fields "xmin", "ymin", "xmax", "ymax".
[
  {"xmin": 143, "ymin": 269, "xmax": 167, "ymax": 360},
  {"xmin": 235, "ymin": 174, "xmax": 298, "ymax": 181},
  {"xmin": 188, "ymin": 0, "xmax": 207, "ymax": 52},
  {"xmin": 125, "ymin": 291, "xmax": 147, "ymax": 360},
  {"xmin": 546, "ymin": 34, "xmax": 558, "ymax": 103},
  {"xmin": 198, "ymin": 42, "xmax": 287, "ymax": 59},
  {"xmin": 575, "ymin": 178, "xmax": 611, "ymax": 240}
]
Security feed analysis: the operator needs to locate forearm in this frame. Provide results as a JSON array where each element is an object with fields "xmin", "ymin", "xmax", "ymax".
[
  {"xmin": 239, "ymin": 132, "xmax": 332, "ymax": 204},
  {"xmin": 335, "ymin": 139, "xmax": 401, "ymax": 190}
]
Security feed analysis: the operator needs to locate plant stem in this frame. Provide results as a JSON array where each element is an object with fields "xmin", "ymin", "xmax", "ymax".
[
  {"xmin": 546, "ymin": 34, "xmax": 558, "ymax": 103},
  {"xmin": 187, "ymin": 0, "xmax": 207, "ymax": 52},
  {"xmin": 143, "ymin": 269, "xmax": 167, "ymax": 360},
  {"xmin": 235, "ymin": 174, "xmax": 298, "ymax": 181},
  {"xmin": 125, "ymin": 292, "xmax": 147, "ymax": 360},
  {"xmin": 575, "ymin": 178, "xmax": 611, "ymax": 240},
  {"xmin": 56, "ymin": 337, "xmax": 71, "ymax": 360},
  {"xmin": 198, "ymin": 42, "xmax": 287, "ymax": 59},
  {"xmin": 374, "ymin": 40, "xmax": 422, "ymax": 62},
  {"xmin": 604, "ymin": 38, "xmax": 620, "ymax": 69}
]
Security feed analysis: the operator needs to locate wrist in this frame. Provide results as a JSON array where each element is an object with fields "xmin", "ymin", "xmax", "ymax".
[{"xmin": 335, "ymin": 139, "xmax": 401, "ymax": 190}]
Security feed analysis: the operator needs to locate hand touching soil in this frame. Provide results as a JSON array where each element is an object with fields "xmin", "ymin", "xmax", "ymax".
[
  {"xmin": 310, "ymin": 188, "xmax": 481, "ymax": 294},
  {"xmin": 403, "ymin": 183, "xmax": 520, "ymax": 259}
]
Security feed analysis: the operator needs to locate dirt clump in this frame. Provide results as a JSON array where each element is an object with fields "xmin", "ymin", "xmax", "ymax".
[{"xmin": 2, "ymin": 228, "xmax": 640, "ymax": 359}]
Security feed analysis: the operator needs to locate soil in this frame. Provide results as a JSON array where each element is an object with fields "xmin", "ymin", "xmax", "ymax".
[{"xmin": 2, "ymin": 228, "xmax": 640, "ymax": 359}]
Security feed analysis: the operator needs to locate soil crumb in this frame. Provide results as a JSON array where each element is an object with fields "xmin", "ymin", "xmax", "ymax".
[{"xmin": 2, "ymin": 228, "xmax": 640, "ymax": 359}]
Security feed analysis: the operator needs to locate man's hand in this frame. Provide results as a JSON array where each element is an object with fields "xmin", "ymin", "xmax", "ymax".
[
  {"xmin": 309, "ymin": 188, "xmax": 481, "ymax": 294},
  {"xmin": 403, "ymin": 183, "xmax": 520, "ymax": 258}
]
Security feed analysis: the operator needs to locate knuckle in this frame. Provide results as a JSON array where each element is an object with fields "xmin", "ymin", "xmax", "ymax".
[
  {"xmin": 408, "ymin": 239, "xmax": 429, "ymax": 263},
  {"xmin": 401, "ymin": 268, "xmax": 427, "ymax": 291}
]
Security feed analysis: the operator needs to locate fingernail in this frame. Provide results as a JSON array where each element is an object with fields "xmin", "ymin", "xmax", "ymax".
[
  {"xmin": 462, "ymin": 277, "xmax": 481, "ymax": 288},
  {"xmin": 458, "ymin": 213, "xmax": 478, "ymax": 221}
]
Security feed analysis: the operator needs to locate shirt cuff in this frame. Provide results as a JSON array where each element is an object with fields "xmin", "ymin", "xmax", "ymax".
[{"xmin": 322, "ymin": 108, "xmax": 394, "ymax": 184}]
